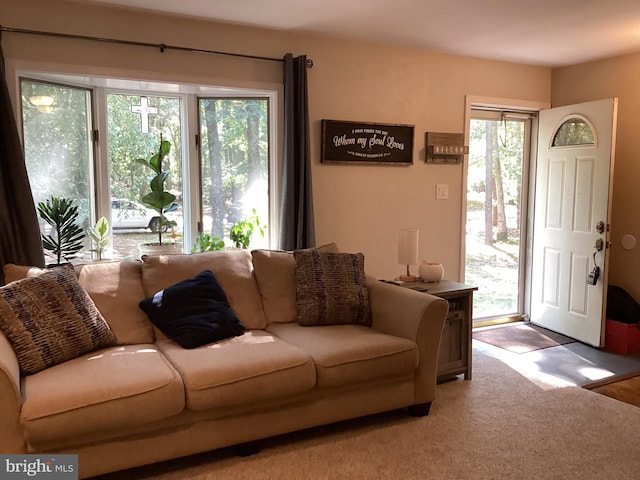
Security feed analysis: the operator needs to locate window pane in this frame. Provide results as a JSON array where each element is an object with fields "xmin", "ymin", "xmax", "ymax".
[
  {"xmin": 21, "ymin": 79, "xmax": 93, "ymax": 263},
  {"xmin": 199, "ymin": 98, "xmax": 269, "ymax": 250},
  {"xmin": 552, "ymin": 118, "xmax": 594, "ymax": 146},
  {"xmin": 107, "ymin": 93, "xmax": 183, "ymax": 259}
]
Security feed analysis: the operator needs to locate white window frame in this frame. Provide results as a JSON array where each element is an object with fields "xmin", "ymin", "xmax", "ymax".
[{"xmin": 8, "ymin": 63, "xmax": 281, "ymax": 253}]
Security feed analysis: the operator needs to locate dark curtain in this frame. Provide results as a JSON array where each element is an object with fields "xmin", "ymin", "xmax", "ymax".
[
  {"xmin": 278, "ymin": 53, "xmax": 315, "ymax": 250},
  {"xmin": 0, "ymin": 33, "xmax": 44, "ymax": 283}
]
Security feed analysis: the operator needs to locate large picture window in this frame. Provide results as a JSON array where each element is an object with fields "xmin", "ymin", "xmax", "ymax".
[{"xmin": 19, "ymin": 75, "xmax": 275, "ymax": 262}]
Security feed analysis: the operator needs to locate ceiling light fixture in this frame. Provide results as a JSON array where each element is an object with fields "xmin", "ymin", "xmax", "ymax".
[{"xmin": 29, "ymin": 95, "xmax": 55, "ymax": 113}]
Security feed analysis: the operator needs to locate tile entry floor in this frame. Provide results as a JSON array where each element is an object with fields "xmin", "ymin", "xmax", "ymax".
[{"xmin": 472, "ymin": 322, "xmax": 640, "ymax": 387}]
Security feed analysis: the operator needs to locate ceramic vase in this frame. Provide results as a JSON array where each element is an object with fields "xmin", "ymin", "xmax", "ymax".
[{"xmin": 419, "ymin": 261, "xmax": 444, "ymax": 282}]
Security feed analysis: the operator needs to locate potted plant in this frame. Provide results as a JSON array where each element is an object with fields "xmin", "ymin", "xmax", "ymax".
[
  {"xmin": 230, "ymin": 209, "xmax": 265, "ymax": 249},
  {"xmin": 87, "ymin": 216, "xmax": 111, "ymax": 261},
  {"xmin": 191, "ymin": 232, "xmax": 225, "ymax": 253},
  {"xmin": 37, "ymin": 196, "xmax": 85, "ymax": 266},
  {"xmin": 135, "ymin": 135, "xmax": 182, "ymax": 256}
]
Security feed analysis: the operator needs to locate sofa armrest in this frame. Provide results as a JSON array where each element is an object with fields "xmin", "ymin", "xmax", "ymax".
[
  {"xmin": 0, "ymin": 331, "xmax": 25, "ymax": 452},
  {"xmin": 368, "ymin": 278, "xmax": 449, "ymax": 404}
]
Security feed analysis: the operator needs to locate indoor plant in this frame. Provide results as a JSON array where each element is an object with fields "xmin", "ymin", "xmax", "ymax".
[
  {"xmin": 37, "ymin": 196, "xmax": 85, "ymax": 266},
  {"xmin": 136, "ymin": 135, "xmax": 181, "ymax": 256},
  {"xmin": 230, "ymin": 209, "xmax": 265, "ymax": 249},
  {"xmin": 87, "ymin": 216, "xmax": 111, "ymax": 261},
  {"xmin": 191, "ymin": 232, "xmax": 225, "ymax": 253}
]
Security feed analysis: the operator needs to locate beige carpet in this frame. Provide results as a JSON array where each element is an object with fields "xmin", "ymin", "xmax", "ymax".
[{"xmin": 94, "ymin": 351, "xmax": 640, "ymax": 480}]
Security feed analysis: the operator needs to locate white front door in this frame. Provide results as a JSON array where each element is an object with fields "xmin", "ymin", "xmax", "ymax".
[{"xmin": 530, "ymin": 99, "xmax": 617, "ymax": 346}]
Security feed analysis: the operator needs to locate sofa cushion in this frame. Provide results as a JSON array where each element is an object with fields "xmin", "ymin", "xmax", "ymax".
[
  {"xmin": 3, "ymin": 262, "xmax": 155, "ymax": 345},
  {"xmin": 3, "ymin": 263, "xmax": 50, "ymax": 284},
  {"xmin": 21, "ymin": 344, "xmax": 185, "ymax": 448},
  {"xmin": 252, "ymin": 243, "xmax": 340, "ymax": 325},
  {"xmin": 267, "ymin": 323, "xmax": 418, "ymax": 388},
  {"xmin": 293, "ymin": 250, "xmax": 371, "ymax": 326},
  {"xmin": 0, "ymin": 267, "xmax": 116, "ymax": 375},
  {"xmin": 75, "ymin": 261, "xmax": 155, "ymax": 344},
  {"xmin": 251, "ymin": 249, "xmax": 298, "ymax": 324},
  {"xmin": 139, "ymin": 270, "xmax": 245, "ymax": 348},
  {"xmin": 157, "ymin": 330, "xmax": 316, "ymax": 410},
  {"xmin": 141, "ymin": 251, "xmax": 267, "ymax": 330}
]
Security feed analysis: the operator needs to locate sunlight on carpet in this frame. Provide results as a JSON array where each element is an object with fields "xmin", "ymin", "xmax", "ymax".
[
  {"xmin": 471, "ymin": 337, "xmax": 623, "ymax": 389},
  {"xmin": 475, "ymin": 344, "xmax": 577, "ymax": 389}
]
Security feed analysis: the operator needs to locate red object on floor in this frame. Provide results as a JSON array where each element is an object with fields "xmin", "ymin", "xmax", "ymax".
[{"xmin": 604, "ymin": 319, "xmax": 640, "ymax": 354}]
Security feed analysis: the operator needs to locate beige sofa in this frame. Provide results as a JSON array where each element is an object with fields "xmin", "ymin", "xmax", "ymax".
[{"xmin": 0, "ymin": 248, "xmax": 449, "ymax": 479}]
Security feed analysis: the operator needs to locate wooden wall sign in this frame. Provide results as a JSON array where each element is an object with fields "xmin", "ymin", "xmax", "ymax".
[
  {"xmin": 425, "ymin": 132, "xmax": 468, "ymax": 164},
  {"xmin": 321, "ymin": 120, "xmax": 414, "ymax": 165}
]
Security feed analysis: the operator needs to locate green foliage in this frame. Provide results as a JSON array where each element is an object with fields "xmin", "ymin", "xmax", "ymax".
[
  {"xmin": 136, "ymin": 135, "xmax": 178, "ymax": 245},
  {"xmin": 230, "ymin": 209, "xmax": 265, "ymax": 249},
  {"xmin": 199, "ymin": 98, "xmax": 269, "ymax": 237},
  {"xmin": 467, "ymin": 199, "xmax": 484, "ymax": 212},
  {"xmin": 191, "ymin": 233, "xmax": 225, "ymax": 253},
  {"xmin": 37, "ymin": 196, "xmax": 85, "ymax": 266},
  {"xmin": 107, "ymin": 94, "xmax": 183, "ymax": 205},
  {"xmin": 87, "ymin": 216, "xmax": 110, "ymax": 260}
]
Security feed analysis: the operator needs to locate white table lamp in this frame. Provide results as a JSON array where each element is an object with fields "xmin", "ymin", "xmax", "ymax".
[{"xmin": 398, "ymin": 228, "xmax": 419, "ymax": 281}]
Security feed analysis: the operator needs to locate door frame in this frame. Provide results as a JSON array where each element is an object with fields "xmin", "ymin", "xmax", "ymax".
[{"xmin": 463, "ymin": 96, "xmax": 549, "ymax": 325}]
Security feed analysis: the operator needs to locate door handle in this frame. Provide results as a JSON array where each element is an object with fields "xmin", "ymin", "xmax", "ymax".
[{"xmin": 594, "ymin": 238, "xmax": 604, "ymax": 251}]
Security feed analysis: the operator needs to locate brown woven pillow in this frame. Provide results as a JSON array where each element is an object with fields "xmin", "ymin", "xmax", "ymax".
[
  {"xmin": 0, "ymin": 267, "xmax": 116, "ymax": 375},
  {"xmin": 293, "ymin": 250, "xmax": 371, "ymax": 326}
]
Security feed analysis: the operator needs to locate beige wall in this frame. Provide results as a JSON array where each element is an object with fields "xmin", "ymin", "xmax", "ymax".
[
  {"xmin": 552, "ymin": 54, "xmax": 640, "ymax": 301},
  {"xmin": 3, "ymin": 0, "xmax": 551, "ymax": 280}
]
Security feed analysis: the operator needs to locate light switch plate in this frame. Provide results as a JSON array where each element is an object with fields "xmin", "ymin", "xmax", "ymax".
[{"xmin": 436, "ymin": 184, "xmax": 449, "ymax": 200}]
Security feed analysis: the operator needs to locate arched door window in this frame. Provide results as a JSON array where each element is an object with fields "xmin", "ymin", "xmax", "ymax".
[{"xmin": 552, "ymin": 116, "xmax": 595, "ymax": 147}]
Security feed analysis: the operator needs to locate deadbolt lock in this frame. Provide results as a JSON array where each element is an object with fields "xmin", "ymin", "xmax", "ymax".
[
  {"xmin": 596, "ymin": 221, "xmax": 605, "ymax": 234},
  {"xmin": 594, "ymin": 238, "xmax": 604, "ymax": 251}
]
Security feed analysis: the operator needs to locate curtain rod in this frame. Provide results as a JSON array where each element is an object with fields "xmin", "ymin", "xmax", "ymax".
[{"xmin": 0, "ymin": 26, "xmax": 314, "ymax": 68}]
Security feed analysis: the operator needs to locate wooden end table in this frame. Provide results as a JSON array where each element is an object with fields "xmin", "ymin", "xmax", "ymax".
[{"xmin": 400, "ymin": 280, "xmax": 477, "ymax": 382}]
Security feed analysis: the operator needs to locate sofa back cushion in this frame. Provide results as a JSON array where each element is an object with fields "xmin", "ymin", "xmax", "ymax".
[
  {"xmin": 141, "ymin": 250, "xmax": 267, "ymax": 330},
  {"xmin": 3, "ymin": 262, "xmax": 154, "ymax": 345},
  {"xmin": 75, "ymin": 261, "xmax": 155, "ymax": 344},
  {"xmin": 252, "ymin": 243, "xmax": 340, "ymax": 325},
  {"xmin": 251, "ymin": 250, "xmax": 297, "ymax": 324}
]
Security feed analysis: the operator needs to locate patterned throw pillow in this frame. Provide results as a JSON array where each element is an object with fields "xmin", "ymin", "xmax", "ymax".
[
  {"xmin": 0, "ymin": 267, "xmax": 116, "ymax": 375},
  {"xmin": 293, "ymin": 250, "xmax": 371, "ymax": 326}
]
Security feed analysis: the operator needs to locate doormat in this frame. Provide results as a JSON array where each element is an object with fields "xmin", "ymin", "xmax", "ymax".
[
  {"xmin": 473, "ymin": 323, "xmax": 576, "ymax": 353},
  {"xmin": 583, "ymin": 372, "xmax": 640, "ymax": 408}
]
